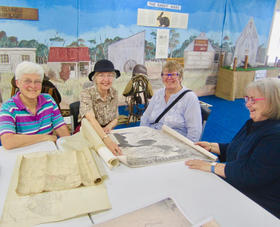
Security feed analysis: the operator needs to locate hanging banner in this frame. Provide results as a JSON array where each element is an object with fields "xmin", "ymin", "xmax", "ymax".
[
  {"xmin": 0, "ymin": 6, "xmax": 38, "ymax": 20},
  {"xmin": 155, "ymin": 29, "xmax": 169, "ymax": 59},
  {"xmin": 137, "ymin": 9, "xmax": 188, "ymax": 29}
]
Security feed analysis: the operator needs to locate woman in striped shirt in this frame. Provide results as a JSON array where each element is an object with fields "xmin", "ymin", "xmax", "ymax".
[{"xmin": 0, "ymin": 61, "xmax": 70, "ymax": 149}]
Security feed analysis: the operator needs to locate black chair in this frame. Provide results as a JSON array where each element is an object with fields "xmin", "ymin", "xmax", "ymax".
[
  {"xmin": 200, "ymin": 104, "xmax": 212, "ymax": 140},
  {"xmin": 69, "ymin": 101, "xmax": 80, "ymax": 130}
]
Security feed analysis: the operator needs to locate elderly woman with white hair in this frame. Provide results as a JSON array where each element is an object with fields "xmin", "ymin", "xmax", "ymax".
[
  {"xmin": 186, "ymin": 78, "xmax": 280, "ymax": 218},
  {"xmin": 0, "ymin": 61, "xmax": 70, "ymax": 149}
]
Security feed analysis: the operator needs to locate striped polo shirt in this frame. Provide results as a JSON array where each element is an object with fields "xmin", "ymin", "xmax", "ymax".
[{"xmin": 0, "ymin": 92, "xmax": 65, "ymax": 136}]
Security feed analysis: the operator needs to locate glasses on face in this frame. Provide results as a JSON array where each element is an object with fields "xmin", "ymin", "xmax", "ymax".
[
  {"xmin": 96, "ymin": 73, "xmax": 115, "ymax": 80},
  {"xmin": 244, "ymin": 96, "xmax": 265, "ymax": 104},
  {"xmin": 161, "ymin": 73, "xmax": 179, "ymax": 78},
  {"xmin": 21, "ymin": 79, "xmax": 42, "ymax": 87}
]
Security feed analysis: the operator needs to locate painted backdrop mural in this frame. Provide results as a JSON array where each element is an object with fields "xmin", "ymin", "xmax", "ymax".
[{"xmin": 0, "ymin": 0, "xmax": 276, "ymax": 107}]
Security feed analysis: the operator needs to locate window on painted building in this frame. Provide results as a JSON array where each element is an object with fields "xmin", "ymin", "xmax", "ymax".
[
  {"xmin": 79, "ymin": 63, "xmax": 85, "ymax": 71},
  {"xmin": 0, "ymin": 54, "xmax": 9, "ymax": 64},
  {"xmin": 22, "ymin": 55, "xmax": 30, "ymax": 61}
]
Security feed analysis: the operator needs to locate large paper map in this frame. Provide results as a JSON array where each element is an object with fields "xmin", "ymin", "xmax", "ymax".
[
  {"xmin": 114, "ymin": 126, "xmax": 216, "ymax": 168},
  {"xmin": 94, "ymin": 197, "xmax": 192, "ymax": 227},
  {"xmin": 0, "ymin": 148, "xmax": 111, "ymax": 226}
]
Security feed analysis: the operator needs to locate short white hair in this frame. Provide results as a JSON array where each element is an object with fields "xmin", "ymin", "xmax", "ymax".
[{"xmin": 15, "ymin": 61, "xmax": 44, "ymax": 80}]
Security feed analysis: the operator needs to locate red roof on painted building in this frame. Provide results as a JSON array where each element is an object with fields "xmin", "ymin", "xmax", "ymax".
[{"xmin": 48, "ymin": 47, "xmax": 90, "ymax": 62}]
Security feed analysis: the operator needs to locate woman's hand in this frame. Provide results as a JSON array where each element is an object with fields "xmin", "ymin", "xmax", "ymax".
[
  {"xmin": 195, "ymin": 141, "xmax": 220, "ymax": 155},
  {"xmin": 103, "ymin": 136, "xmax": 122, "ymax": 156},
  {"xmin": 185, "ymin": 159, "xmax": 226, "ymax": 178},
  {"xmin": 185, "ymin": 159, "xmax": 211, "ymax": 172},
  {"xmin": 195, "ymin": 141, "xmax": 211, "ymax": 151},
  {"xmin": 103, "ymin": 125, "xmax": 113, "ymax": 134}
]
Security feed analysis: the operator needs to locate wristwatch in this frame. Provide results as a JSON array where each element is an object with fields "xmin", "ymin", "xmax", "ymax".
[{"xmin": 210, "ymin": 162, "xmax": 217, "ymax": 173}]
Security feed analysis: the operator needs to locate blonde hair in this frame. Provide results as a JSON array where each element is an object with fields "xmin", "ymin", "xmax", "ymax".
[
  {"xmin": 162, "ymin": 61, "xmax": 183, "ymax": 80},
  {"xmin": 246, "ymin": 78, "xmax": 280, "ymax": 120}
]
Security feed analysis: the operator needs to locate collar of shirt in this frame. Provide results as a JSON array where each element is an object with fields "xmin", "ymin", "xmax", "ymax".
[
  {"xmin": 163, "ymin": 86, "xmax": 188, "ymax": 104},
  {"xmin": 13, "ymin": 92, "xmax": 48, "ymax": 112}
]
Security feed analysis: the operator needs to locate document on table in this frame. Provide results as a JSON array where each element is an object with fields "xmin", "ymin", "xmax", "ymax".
[
  {"xmin": 0, "ymin": 149, "xmax": 111, "ymax": 226},
  {"xmin": 93, "ymin": 197, "xmax": 192, "ymax": 227},
  {"xmin": 114, "ymin": 125, "xmax": 217, "ymax": 168},
  {"xmin": 57, "ymin": 118, "xmax": 119, "ymax": 169}
]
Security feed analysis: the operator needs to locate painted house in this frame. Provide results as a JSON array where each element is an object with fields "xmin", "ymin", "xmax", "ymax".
[
  {"xmin": 184, "ymin": 33, "xmax": 215, "ymax": 69},
  {"xmin": 47, "ymin": 47, "xmax": 91, "ymax": 79},
  {"xmin": 0, "ymin": 48, "xmax": 36, "ymax": 73},
  {"xmin": 233, "ymin": 17, "xmax": 259, "ymax": 66},
  {"xmin": 108, "ymin": 31, "xmax": 145, "ymax": 73}
]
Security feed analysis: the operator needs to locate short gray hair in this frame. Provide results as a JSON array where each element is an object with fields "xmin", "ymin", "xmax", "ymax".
[
  {"xmin": 246, "ymin": 78, "xmax": 280, "ymax": 120},
  {"xmin": 15, "ymin": 61, "xmax": 44, "ymax": 80}
]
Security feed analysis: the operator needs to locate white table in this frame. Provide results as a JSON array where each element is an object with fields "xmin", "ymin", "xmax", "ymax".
[
  {"xmin": 0, "ymin": 141, "xmax": 93, "ymax": 227},
  {"xmin": 91, "ymin": 161, "xmax": 280, "ymax": 227},
  {"xmin": 1, "ymin": 141, "xmax": 280, "ymax": 227}
]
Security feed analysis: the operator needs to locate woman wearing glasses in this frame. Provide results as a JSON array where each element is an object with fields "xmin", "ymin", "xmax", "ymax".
[
  {"xmin": 140, "ymin": 61, "xmax": 202, "ymax": 142},
  {"xmin": 0, "ymin": 61, "xmax": 70, "ymax": 149},
  {"xmin": 79, "ymin": 59, "xmax": 122, "ymax": 155},
  {"xmin": 186, "ymin": 78, "xmax": 280, "ymax": 218}
]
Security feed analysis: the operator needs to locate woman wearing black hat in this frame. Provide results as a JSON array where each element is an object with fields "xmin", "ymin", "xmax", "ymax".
[{"xmin": 79, "ymin": 59, "xmax": 122, "ymax": 155}]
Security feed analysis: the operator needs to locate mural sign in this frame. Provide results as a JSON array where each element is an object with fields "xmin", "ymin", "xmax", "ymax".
[
  {"xmin": 0, "ymin": 6, "xmax": 38, "ymax": 20},
  {"xmin": 193, "ymin": 40, "xmax": 208, "ymax": 52}
]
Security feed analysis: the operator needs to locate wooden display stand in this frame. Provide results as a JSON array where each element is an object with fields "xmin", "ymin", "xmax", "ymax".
[{"xmin": 215, "ymin": 67, "xmax": 280, "ymax": 101}]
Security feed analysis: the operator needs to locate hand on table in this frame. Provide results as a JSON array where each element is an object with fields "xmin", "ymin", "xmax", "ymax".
[
  {"xmin": 185, "ymin": 159, "xmax": 211, "ymax": 172},
  {"xmin": 103, "ymin": 137, "xmax": 122, "ymax": 156}
]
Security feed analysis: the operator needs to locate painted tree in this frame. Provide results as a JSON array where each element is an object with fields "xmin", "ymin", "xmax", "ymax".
[
  {"xmin": 169, "ymin": 29, "xmax": 180, "ymax": 57},
  {"xmin": 49, "ymin": 33, "xmax": 65, "ymax": 46},
  {"xmin": 88, "ymin": 39, "xmax": 97, "ymax": 61}
]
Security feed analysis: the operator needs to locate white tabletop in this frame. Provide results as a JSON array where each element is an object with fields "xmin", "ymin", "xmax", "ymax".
[
  {"xmin": 1, "ymin": 141, "xmax": 280, "ymax": 227},
  {"xmin": 91, "ymin": 161, "xmax": 280, "ymax": 227}
]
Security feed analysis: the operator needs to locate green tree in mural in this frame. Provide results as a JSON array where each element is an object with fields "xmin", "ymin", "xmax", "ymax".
[
  {"xmin": 169, "ymin": 29, "xmax": 180, "ymax": 58},
  {"xmin": 36, "ymin": 43, "xmax": 49, "ymax": 64},
  {"xmin": 88, "ymin": 39, "xmax": 97, "ymax": 61},
  {"xmin": 150, "ymin": 30, "xmax": 156, "ymax": 45},
  {"xmin": 93, "ymin": 36, "xmax": 121, "ymax": 61},
  {"xmin": 49, "ymin": 33, "xmax": 65, "ymax": 46},
  {"xmin": 8, "ymin": 36, "xmax": 18, "ymax": 47},
  {"xmin": 68, "ymin": 38, "xmax": 86, "ymax": 47},
  {"xmin": 18, "ymin": 39, "xmax": 39, "ymax": 48},
  {"xmin": 221, "ymin": 35, "xmax": 233, "ymax": 52},
  {"xmin": 172, "ymin": 35, "xmax": 197, "ymax": 58},
  {"xmin": 145, "ymin": 40, "xmax": 155, "ymax": 60}
]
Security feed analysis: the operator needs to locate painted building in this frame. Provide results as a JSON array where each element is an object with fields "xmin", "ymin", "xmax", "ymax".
[
  {"xmin": 108, "ymin": 31, "xmax": 145, "ymax": 73},
  {"xmin": 184, "ymin": 33, "xmax": 215, "ymax": 69},
  {"xmin": 47, "ymin": 47, "xmax": 91, "ymax": 80},
  {"xmin": 233, "ymin": 17, "xmax": 259, "ymax": 66},
  {"xmin": 0, "ymin": 48, "xmax": 36, "ymax": 73}
]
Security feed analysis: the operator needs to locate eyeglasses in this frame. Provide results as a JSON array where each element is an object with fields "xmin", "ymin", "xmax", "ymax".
[
  {"xmin": 161, "ymin": 73, "xmax": 179, "ymax": 78},
  {"xmin": 21, "ymin": 79, "xmax": 42, "ymax": 87},
  {"xmin": 244, "ymin": 96, "xmax": 265, "ymax": 104}
]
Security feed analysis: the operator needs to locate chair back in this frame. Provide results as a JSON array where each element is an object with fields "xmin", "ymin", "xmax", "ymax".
[
  {"xmin": 200, "ymin": 104, "xmax": 211, "ymax": 140},
  {"xmin": 69, "ymin": 101, "xmax": 80, "ymax": 130}
]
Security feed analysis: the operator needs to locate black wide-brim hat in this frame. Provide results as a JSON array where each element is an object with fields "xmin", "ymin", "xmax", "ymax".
[{"xmin": 88, "ymin": 59, "xmax": 121, "ymax": 81}]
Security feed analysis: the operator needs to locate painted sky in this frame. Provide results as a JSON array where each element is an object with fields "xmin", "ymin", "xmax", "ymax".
[{"xmin": 0, "ymin": 0, "xmax": 276, "ymax": 47}]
